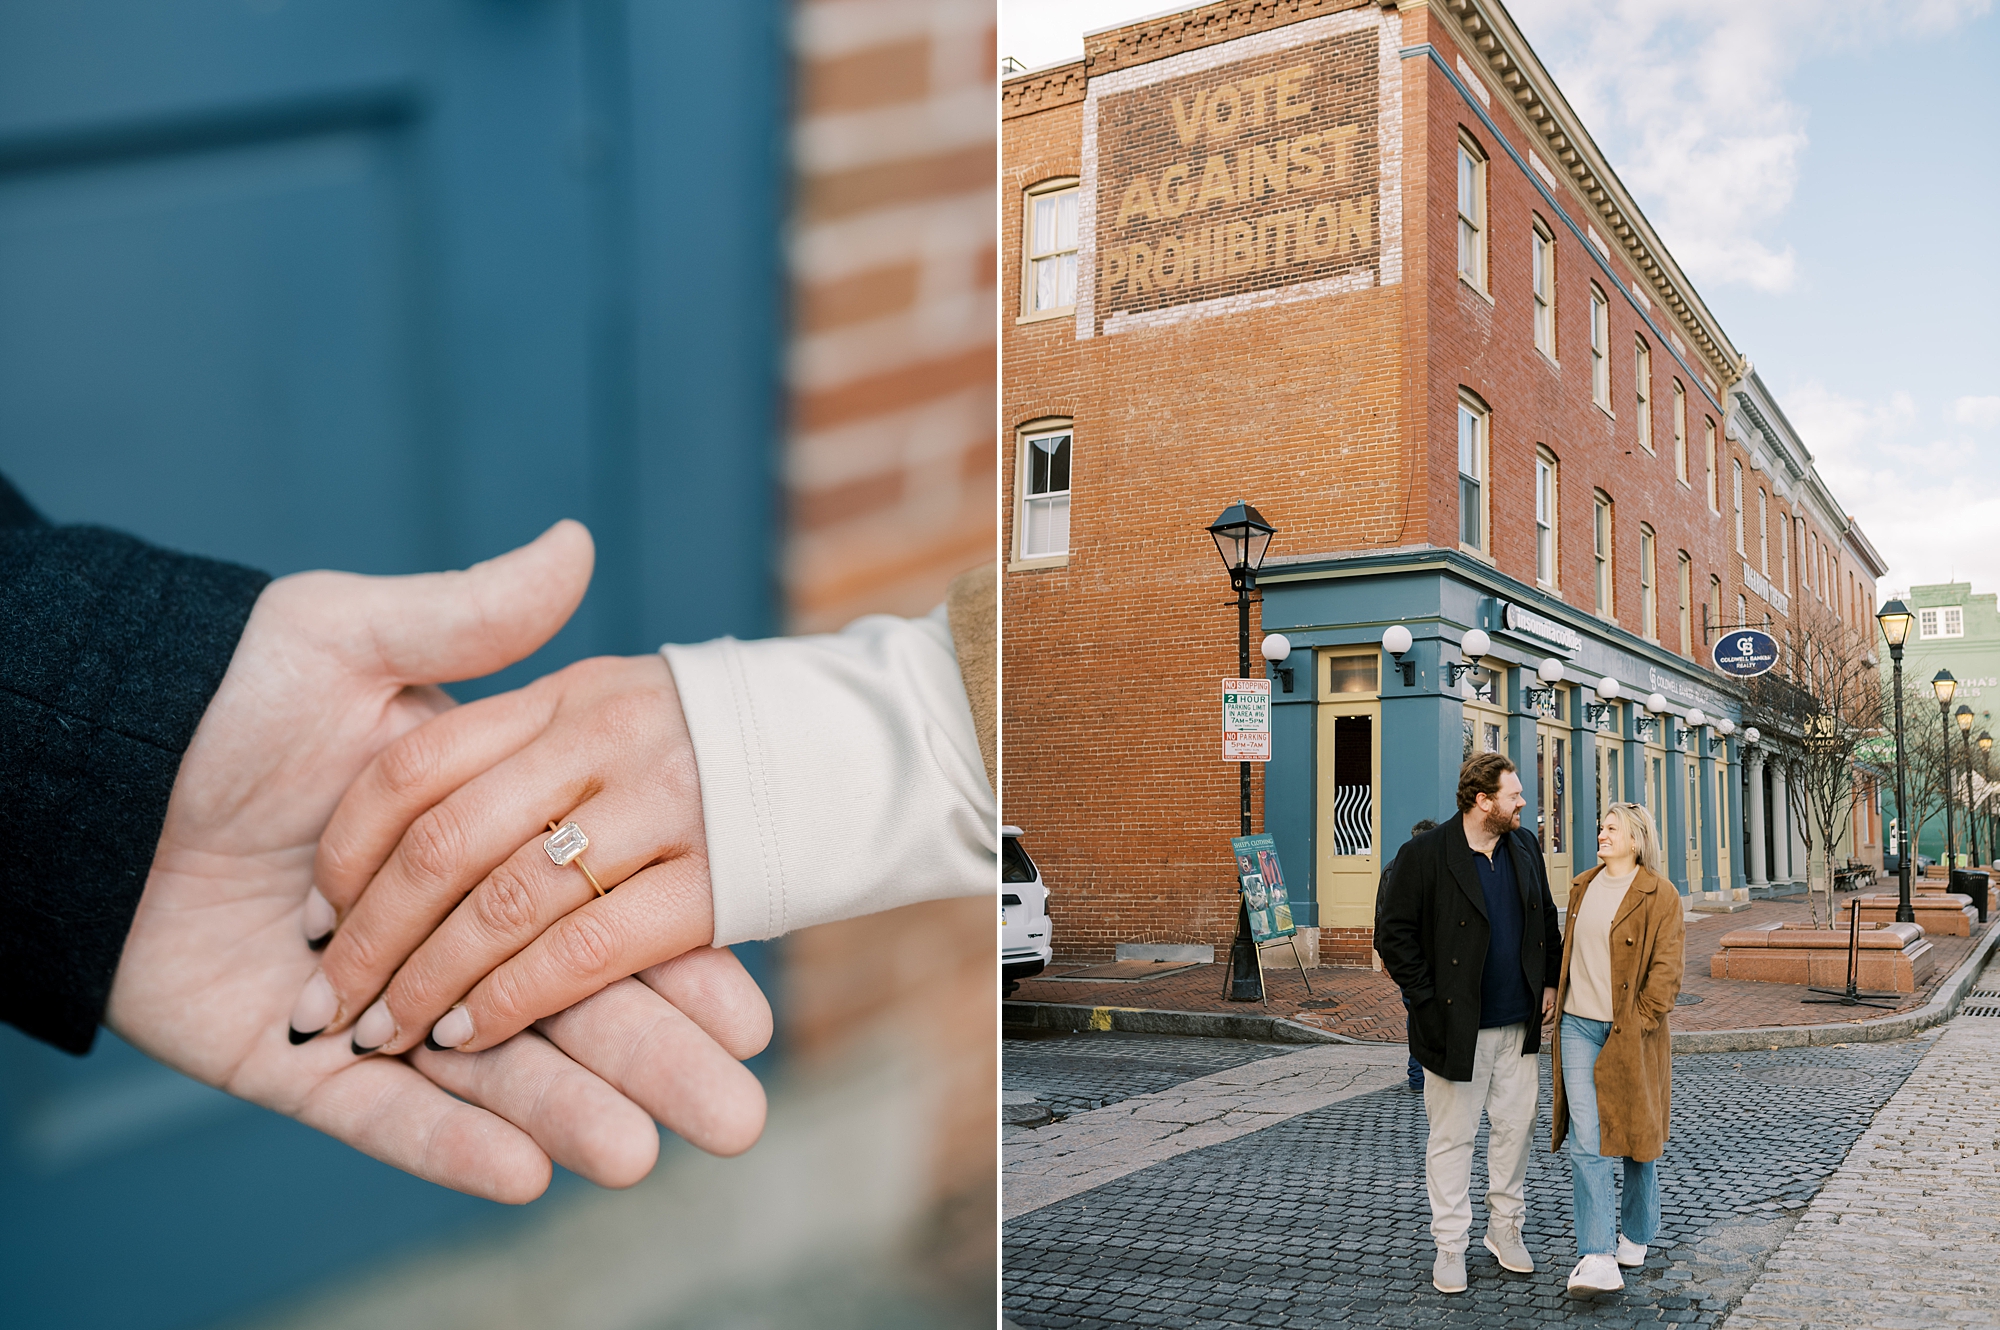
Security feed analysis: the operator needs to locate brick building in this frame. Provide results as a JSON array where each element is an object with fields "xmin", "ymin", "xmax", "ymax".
[{"xmin": 1002, "ymin": 0, "xmax": 1881, "ymax": 966}]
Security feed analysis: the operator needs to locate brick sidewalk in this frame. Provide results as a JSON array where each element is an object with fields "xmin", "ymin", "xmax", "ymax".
[{"xmin": 1012, "ymin": 894, "xmax": 1989, "ymax": 1042}]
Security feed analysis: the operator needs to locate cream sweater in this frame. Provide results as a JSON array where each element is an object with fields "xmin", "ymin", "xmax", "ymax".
[{"xmin": 1565, "ymin": 867, "xmax": 1638, "ymax": 1021}]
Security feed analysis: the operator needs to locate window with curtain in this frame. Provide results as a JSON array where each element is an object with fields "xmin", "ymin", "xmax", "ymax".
[
  {"xmin": 1634, "ymin": 339, "xmax": 1651, "ymax": 452},
  {"xmin": 1018, "ymin": 425, "xmax": 1072, "ymax": 558},
  {"xmin": 1459, "ymin": 396, "xmax": 1487, "ymax": 552},
  {"xmin": 1533, "ymin": 221, "xmax": 1556, "ymax": 357},
  {"xmin": 1458, "ymin": 137, "xmax": 1487, "ymax": 289},
  {"xmin": 1594, "ymin": 492, "xmax": 1613, "ymax": 616},
  {"xmin": 1640, "ymin": 524, "xmax": 1657, "ymax": 640},
  {"xmin": 1022, "ymin": 181, "xmax": 1079, "ymax": 316},
  {"xmin": 1590, "ymin": 286, "xmax": 1610, "ymax": 409},
  {"xmin": 1535, "ymin": 449, "xmax": 1557, "ymax": 586}
]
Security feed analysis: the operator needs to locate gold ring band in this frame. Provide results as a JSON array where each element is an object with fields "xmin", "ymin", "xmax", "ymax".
[{"xmin": 543, "ymin": 820, "xmax": 608, "ymax": 897}]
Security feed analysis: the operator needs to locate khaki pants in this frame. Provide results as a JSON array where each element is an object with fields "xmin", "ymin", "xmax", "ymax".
[{"xmin": 1421, "ymin": 1022, "xmax": 1538, "ymax": 1253}]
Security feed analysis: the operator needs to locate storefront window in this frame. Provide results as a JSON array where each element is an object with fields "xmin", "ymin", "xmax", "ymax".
[{"xmin": 1325, "ymin": 655, "xmax": 1378, "ymax": 694}]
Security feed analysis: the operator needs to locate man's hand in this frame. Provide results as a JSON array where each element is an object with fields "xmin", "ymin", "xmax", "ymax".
[
  {"xmin": 1542, "ymin": 986, "xmax": 1557, "ymax": 1022},
  {"xmin": 105, "ymin": 522, "xmax": 766, "ymax": 1202}
]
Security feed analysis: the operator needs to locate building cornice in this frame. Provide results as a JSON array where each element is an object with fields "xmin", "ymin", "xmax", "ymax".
[
  {"xmin": 1001, "ymin": 60, "xmax": 1086, "ymax": 121},
  {"xmin": 1437, "ymin": 0, "xmax": 1740, "ymax": 388}
]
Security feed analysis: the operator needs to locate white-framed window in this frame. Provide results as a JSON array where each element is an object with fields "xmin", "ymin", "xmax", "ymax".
[
  {"xmin": 1640, "ymin": 524, "xmax": 1657, "ymax": 640},
  {"xmin": 1781, "ymin": 513, "xmax": 1791, "ymax": 595},
  {"xmin": 1830, "ymin": 556, "xmax": 1840, "ymax": 621},
  {"xmin": 1535, "ymin": 448, "xmax": 1558, "ymax": 586},
  {"xmin": 1593, "ymin": 491, "xmax": 1614, "ymax": 616},
  {"xmin": 1704, "ymin": 418, "xmax": 1719, "ymax": 513},
  {"xmin": 1022, "ymin": 180, "xmax": 1079, "ymax": 317},
  {"xmin": 1672, "ymin": 382, "xmax": 1688, "ymax": 483},
  {"xmin": 1678, "ymin": 552, "xmax": 1694, "ymax": 655},
  {"xmin": 1457, "ymin": 136, "xmax": 1487, "ymax": 290},
  {"xmin": 1737, "ymin": 593, "xmax": 1749, "ymax": 631},
  {"xmin": 1589, "ymin": 285, "xmax": 1610, "ymax": 409},
  {"xmin": 1732, "ymin": 460, "xmax": 1745, "ymax": 555},
  {"xmin": 1458, "ymin": 395, "xmax": 1488, "ymax": 553},
  {"xmin": 1532, "ymin": 221, "xmax": 1556, "ymax": 358},
  {"xmin": 1710, "ymin": 574, "xmax": 1723, "ymax": 645},
  {"xmin": 1634, "ymin": 339, "xmax": 1652, "ymax": 452},
  {"xmin": 1758, "ymin": 489, "xmax": 1769, "ymax": 575},
  {"xmin": 1016, "ymin": 423, "xmax": 1072, "ymax": 559},
  {"xmin": 1920, "ymin": 606, "xmax": 1966, "ymax": 639}
]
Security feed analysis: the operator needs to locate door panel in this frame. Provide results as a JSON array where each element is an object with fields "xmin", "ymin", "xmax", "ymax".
[
  {"xmin": 1317, "ymin": 702, "xmax": 1381, "ymax": 928},
  {"xmin": 0, "ymin": 5, "xmax": 785, "ymax": 1328}
]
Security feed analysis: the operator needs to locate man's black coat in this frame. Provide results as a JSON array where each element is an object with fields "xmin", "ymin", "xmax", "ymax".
[
  {"xmin": 0, "ymin": 473, "xmax": 267, "ymax": 1053},
  {"xmin": 1375, "ymin": 815, "xmax": 1563, "ymax": 1082}
]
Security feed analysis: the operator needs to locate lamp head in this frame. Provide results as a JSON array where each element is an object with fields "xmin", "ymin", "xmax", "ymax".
[
  {"xmin": 1982, "ymin": 730, "xmax": 1994, "ymax": 753},
  {"xmin": 1686, "ymin": 707, "xmax": 1706, "ymax": 729},
  {"xmin": 1933, "ymin": 668, "xmax": 1958, "ymax": 706},
  {"xmin": 1206, "ymin": 500, "xmax": 1275, "ymax": 576},
  {"xmin": 1959, "ymin": 704, "xmax": 1975, "ymax": 733},
  {"xmin": 1460, "ymin": 628, "xmax": 1491, "ymax": 661},
  {"xmin": 1537, "ymin": 656, "xmax": 1564, "ymax": 684},
  {"xmin": 1382, "ymin": 624, "xmax": 1413, "ymax": 660},
  {"xmin": 1646, "ymin": 692, "xmax": 1668, "ymax": 714},
  {"xmin": 1716, "ymin": 718, "xmax": 1735, "ymax": 737},
  {"xmin": 1744, "ymin": 726, "xmax": 1761, "ymax": 745},
  {"xmin": 1261, "ymin": 632, "xmax": 1293, "ymax": 664},
  {"xmin": 1877, "ymin": 598, "xmax": 1914, "ymax": 649},
  {"xmin": 1598, "ymin": 676, "xmax": 1620, "ymax": 701}
]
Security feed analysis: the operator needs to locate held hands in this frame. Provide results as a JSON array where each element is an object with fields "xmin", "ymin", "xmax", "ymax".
[{"xmin": 109, "ymin": 523, "xmax": 768, "ymax": 1203}]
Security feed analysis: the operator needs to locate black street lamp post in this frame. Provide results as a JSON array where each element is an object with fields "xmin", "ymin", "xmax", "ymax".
[
  {"xmin": 1958, "ymin": 705, "xmax": 1980, "ymax": 867},
  {"xmin": 1209, "ymin": 500, "xmax": 1275, "ymax": 1003},
  {"xmin": 1877, "ymin": 600, "xmax": 1916, "ymax": 924},
  {"xmin": 1935, "ymin": 669, "xmax": 1958, "ymax": 875},
  {"xmin": 1981, "ymin": 730, "xmax": 1994, "ymax": 867}
]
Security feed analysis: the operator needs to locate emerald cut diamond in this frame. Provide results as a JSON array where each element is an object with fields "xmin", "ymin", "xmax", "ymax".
[{"xmin": 544, "ymin": 821, "xmax": 589, "ymax": 866}]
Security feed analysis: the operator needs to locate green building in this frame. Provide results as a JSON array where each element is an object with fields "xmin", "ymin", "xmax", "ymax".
[{"xmin": 1883, "ymin": 581, "xmax": 2000, "ymax": 863}]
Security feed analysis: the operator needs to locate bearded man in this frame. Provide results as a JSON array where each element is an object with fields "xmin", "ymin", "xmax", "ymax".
[{"xmin": 1376, "ymin": 751, "xmax": 1562, "ymax": 1294}]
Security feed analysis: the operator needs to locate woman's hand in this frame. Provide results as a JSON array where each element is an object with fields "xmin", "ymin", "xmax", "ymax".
[{"xmin": 299, "ymin": 653, "xmax": 735, "ymax": 1074}]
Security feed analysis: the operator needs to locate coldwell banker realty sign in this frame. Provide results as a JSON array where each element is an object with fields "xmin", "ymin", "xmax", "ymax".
[
  {"xmin": 1713, "ymin": 629, "xmax": 1779, "ymax": 679},
  {"xmin": 1076, "ymin": 6, "xmax": 1404, "ymax": 338}
]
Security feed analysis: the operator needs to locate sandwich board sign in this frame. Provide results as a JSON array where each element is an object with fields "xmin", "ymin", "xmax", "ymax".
[
  {"xmin": 1222, "ymin": 677, "xmax": 1271, "ymax": 760},
  {"xmin": 1227, "ymin": 832, "xmax": 1313, "ymax": 995}
]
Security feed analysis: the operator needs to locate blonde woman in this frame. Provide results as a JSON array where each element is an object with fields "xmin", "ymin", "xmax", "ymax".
[{"xmin": 1552, "ymin": 802, "xmax": 1684, "ymax": 1297}]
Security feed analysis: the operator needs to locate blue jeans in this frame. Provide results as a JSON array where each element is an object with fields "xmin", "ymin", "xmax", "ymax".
[{"xmin": 1559, "ymin": 1014, "xmax": 1659, "ymax": 1256}]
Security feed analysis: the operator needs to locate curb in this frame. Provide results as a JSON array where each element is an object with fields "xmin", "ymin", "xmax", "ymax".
[
  {"xmin": 1004, "ymin": 916, "xmax": 2000, "ymax": 1056},
  {"xmin": 1001, "ymin": 1000, "xmax": 1361, "ymax": 1045},
  {"xmin": 1669, "ymin": 912, "xmax": 2000, "ymax": 1053}
]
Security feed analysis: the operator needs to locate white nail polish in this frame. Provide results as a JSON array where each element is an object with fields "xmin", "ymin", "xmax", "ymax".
[
  {"xmin": 289, "ymin": 971, "xmax": 338, "ymax": 1037},
  {"xmin": 353, "ymin": 1000, "xmax": 395, "ymax": 1051},
  {"xmin": 430, "ymin": 1006, "xmax": 474, "ymax": 1049},
  {"xmin": 303, "ymin": 885, "xmax": 336, "ymax": 942}
]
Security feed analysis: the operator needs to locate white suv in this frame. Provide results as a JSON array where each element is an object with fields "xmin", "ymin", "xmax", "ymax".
[{"xmin": 1002, "ymin": 825, "xmax": 1051, "ymax": 992}]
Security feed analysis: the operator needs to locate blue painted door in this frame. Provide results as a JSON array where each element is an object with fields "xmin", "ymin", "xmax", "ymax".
[{"xmin": 0, "ymin": 3, "xmax": 786, "ymax": 1327}]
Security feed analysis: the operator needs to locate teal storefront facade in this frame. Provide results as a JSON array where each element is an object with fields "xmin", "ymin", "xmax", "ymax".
[{"xmin": 1257, "ymin": 549, "xmax": 1749, "ymax": 940}]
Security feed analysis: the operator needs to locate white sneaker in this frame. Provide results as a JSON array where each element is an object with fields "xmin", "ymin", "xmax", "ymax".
[
  {"xmin": 1566, "ymin": 1253, "xmax": 1624, "ymax": 1297},
  {"xmin": 1615, "ymin": 1235, "xmax": 1647, "ymax": 1268},
  {"xmin": 1482, "ymin": 1224, "xmax": 1534, "ymax": 1273},
  {"xmin": 1432, "ymin": 1248, "xmax": 1467, "ymax": 1294}
]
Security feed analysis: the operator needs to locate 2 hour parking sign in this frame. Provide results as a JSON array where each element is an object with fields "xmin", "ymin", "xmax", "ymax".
[{"xmin": 1222, "ymin": 677, "xmax": 1271, "ymax": 761}]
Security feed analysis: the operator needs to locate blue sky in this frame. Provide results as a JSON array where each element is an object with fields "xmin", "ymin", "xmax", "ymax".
[{"xmin": 1001, "ymin": 0, "xmax": 2000, "ymax": 601}]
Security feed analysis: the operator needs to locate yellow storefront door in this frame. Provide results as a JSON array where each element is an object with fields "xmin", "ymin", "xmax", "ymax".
[{"xmin": 1315, "ymin": 696, "xmax": 1382, "ymax": 931}]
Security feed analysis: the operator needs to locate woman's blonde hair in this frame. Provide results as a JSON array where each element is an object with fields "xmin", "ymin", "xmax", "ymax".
[{"xmin": 1601, "ymin": 802, "xmax": 1664, "ymax": 873}]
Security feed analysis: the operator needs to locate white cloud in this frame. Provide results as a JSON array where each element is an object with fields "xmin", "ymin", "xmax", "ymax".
[
  {"xmin": 1505, "ymin": 0, "xmax": 1990, "ymax": 294},
  {"xmin": 1781, "ymin": 380, "xmax": 2000, "ymax": 593},
  {"xmin": 1954, "ymin": 396, "xmax": 2000, "ymax": 429}
]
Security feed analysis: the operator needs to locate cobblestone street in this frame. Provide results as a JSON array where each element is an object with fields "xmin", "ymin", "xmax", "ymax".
[{"xmin": 1003, "ymin": 1026, "xmax": 1941, "ymax": 1327}]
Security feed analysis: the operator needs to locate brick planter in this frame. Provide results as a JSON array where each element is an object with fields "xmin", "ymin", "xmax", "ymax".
[
  {"xmin": 1710, "ymin": 921, "xmax": 1935, "ymax": 993},
  {"xmin": 1843, "ymin": 892, "xmax": 1976, "ymax": 938}
]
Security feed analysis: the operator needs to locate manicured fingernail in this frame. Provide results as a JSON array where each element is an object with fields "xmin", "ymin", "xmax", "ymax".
[
  {"xmin": 303, "ymin": 885, "xmax": 336, "ymax": 949},
  {"xmin": 350, "ymin": 1000, "xmax": 395, "ymax": 1054},
  {"xmin": 429, "ymin": 1006, "xmax": 473, "ymax": 1050},
  {"xmin": 289, "ymin": 971, "xmax": 338, "ymax": 1044}
]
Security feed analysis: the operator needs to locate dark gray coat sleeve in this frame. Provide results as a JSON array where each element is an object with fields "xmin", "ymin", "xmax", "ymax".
[
  {"xmin": 1375, "ymin": 839, "xmax": 1434, "ymax": 1007},
  {"xmin": 0, "ymin": 475, "xmax": 269, "ymax": 1054}
]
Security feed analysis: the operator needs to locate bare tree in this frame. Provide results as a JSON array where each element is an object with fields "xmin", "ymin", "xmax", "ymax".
[{"xmin": 1742, "ymin": 604, "xmax": 1881, "ymax": 926}]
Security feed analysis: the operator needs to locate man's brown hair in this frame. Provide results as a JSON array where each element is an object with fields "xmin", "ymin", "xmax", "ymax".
[{"xmin": 1456, "ymin": 751, "xmax": 1518, "ymax": 814}]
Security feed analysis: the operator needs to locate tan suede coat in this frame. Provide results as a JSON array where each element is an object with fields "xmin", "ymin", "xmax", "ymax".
[{"xmin": 1549, "ymin": 863, "xmax": 1685, "ymax": 1162}]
